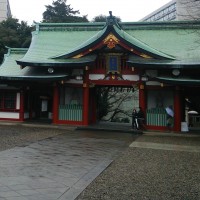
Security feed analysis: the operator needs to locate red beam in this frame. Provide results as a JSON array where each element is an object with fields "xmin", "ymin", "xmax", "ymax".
[{"xmin": 90, "ymin": 80, "xmax": 137, "ymax": 86}]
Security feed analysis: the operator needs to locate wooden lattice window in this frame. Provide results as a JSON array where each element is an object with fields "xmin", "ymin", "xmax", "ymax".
[
  {"xmin": 0, "ymin": 91, "xmax": 16, "ymax": 110},
  {"xmin": 95, "ymin": 55, "xmax": 106, "ymax": 70},
  {"xmin": 121, "ymin": 56, "xmax": 129, "ymax": 70}
]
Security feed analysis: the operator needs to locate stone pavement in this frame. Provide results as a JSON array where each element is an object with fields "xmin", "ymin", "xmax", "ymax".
[{"xmin": 0, "ymin": 128, "xmax": 135, "ymax": 200}]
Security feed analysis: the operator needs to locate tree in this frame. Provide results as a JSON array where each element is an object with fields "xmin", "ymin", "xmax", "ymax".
[
  {"xmin": 96, "ymin": 87, "xmax": 110, "ymax": 120},
  {"xmin": 0, "ymin": 18, "xmax": 32, "ymax": 63},
  {"xmin": 42, "ymin": 0, "xmax": 88, "ymax": 23},
  {"xmin": 92, "ymin": 14, "xmax": 121, "ymax": 23},
  {"xmin": 96, "ymin": 87, "xmax": 137, "ymax": 123},
  {"xmin": 176, "ymin": 0, "xmax": 200, "ymax": 20}
]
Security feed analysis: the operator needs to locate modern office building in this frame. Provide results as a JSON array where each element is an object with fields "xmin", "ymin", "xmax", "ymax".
[
  {"xmin": 0, "ymin": 0, "xmax": 11, "ymax": 22},
  {"xmin": 141, "ymin": 0, "xmax": 200, "ymax": 22},
  {"xmin": 141, "ymin": 0, "xmax": 177, "ymax": 22}
]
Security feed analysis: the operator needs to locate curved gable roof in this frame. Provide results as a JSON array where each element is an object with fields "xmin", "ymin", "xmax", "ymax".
[
  {"xmin": 52, "ymin": 18, "xmax": 174, "ymax": 60},
  {"xmin": 112, "ymin": 25, "xmax": 174, "ymax": 59},
  {"xmin": 17, "ymin": 23, "xmax": 104, "ymax": 67},
  {"xmin": 16, "ymin": 16, "xmax": 200, "ymax": 68}
]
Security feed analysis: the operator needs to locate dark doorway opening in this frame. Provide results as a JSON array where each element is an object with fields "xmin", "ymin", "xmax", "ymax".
[{"xmin": 30, "ymin": 86, "xmax": 53, "ymax": 123}]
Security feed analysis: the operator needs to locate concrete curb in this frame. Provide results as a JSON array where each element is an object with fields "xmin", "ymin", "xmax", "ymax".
[
  {"xmin": 130, "ymin": 141, "xmax": 200, "ymax": 152},
  {"xmin": 58, "ymin": 159, "xmax": 113, "ymax": 200},
  {"xmin": 0, "ymin": 121, "xmax": 77, "ymax": 131}
]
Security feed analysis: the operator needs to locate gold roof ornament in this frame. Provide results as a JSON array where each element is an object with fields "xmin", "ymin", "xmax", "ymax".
[{"xmin": 103, "ymin": 33, "xmax": 120, "ymax": 49}]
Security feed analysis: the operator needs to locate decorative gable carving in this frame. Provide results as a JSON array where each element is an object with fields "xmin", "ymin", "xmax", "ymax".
[{"xmin": 103, "ymin": 33, "xmax": 120, "ymax": 49}]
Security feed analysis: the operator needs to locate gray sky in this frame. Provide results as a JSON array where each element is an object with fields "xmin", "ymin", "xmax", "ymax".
[{"xmin": 9, "ymin": 0, "xmax": 171, "ymax": 24}]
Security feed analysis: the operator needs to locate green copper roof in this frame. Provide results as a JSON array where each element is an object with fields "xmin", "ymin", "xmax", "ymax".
[
  {"xmin": 52, "ymin": 22, "xmax": 174, "ymax": 60},
  {"xmin": 128, "ymin": 55, "xmax": 200, "ymax": 68},
  {"xmin": 0, "ymin": 48, "xmax": 28, "ymax": 76},
  {"xmin": 51, "ymin": 27, "xmax": 108, "ymax": 59},
  {"xmin": 18, "ymin": 55, "xmax": 97, "ymax": 67},
  {"xmin": 0, "ymin": 48, "xmax": 68, "ymax": 80},
  {"xmin": 17, "ymin": 23, "xmax": 104, "ymax": 67},
  {"xmin": 113, "ymin": 25, "xmax": 174, "ymax": 59},
  {"xmin": 17, "ymin": 20, "xmax": 200, "ymax": 67},
  {"xmin": 123, "ymin": 21, "xmax": 200, "ymax": 61},
  {"xmin": 156, "ymin": 76, "xmax": 200, "ymax": 86}
]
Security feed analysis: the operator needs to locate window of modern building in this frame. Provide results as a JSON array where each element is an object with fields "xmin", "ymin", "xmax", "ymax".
[
  {"xmin": 164, "ymin": 15, "xmax": 169, "ymax": 20},
  {"xmin": 151, "ymin": 16, "xmax": 155, "ymax": 21},
  {"xmin": 164, "ymin": 8, "xmax": 168, "ymax": 14}
]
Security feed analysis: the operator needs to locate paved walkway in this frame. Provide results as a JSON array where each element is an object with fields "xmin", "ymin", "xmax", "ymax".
[{"xmin": 0, "ymin": 128, "xmax": 134, "ymax": 200}]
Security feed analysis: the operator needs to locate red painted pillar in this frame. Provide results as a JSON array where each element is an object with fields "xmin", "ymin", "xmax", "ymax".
[
  {"xmin": 52, "ymin": 84, "xmax": 59, "ymax": 124},
  {"xmin": 174, "ymin": 87, "xmax": 182, "ymax": 132},
  {"xmin": 19, "ymin": 90, "xmax": 24, "ymax": 121},
  {"xmin": 83, "ymin": 66, "xmax": 89, "ymax": 126},
  {"xmin": 139, "ymin": 82, "xmax": 146, "ymax": 112}
]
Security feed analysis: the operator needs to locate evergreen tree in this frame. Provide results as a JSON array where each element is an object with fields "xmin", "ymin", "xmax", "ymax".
[
  {"xmin": 43, "ymin": 0, "xmax": 88, "ymax": 23},
  {"xmin": 92, "ymin": 14, "xmax": 121, "ymax": 22},
  {"xmin": 0, "ymin": 18, "xmax": 32, "ymax": 63}
]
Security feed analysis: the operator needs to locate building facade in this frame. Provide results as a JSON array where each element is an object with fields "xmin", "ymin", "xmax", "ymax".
[
  {"xmin": 141, "ymin": 0, "xmax": 177, "ymax": 22},
  {"xmin": 0, "ymin": 0, "xmax": 11, "ymax": 22},
  {"xmin": 141, "ymin": 0, "xmax": 200, "ymax": 22},
  {"xmin": 1, "ymin": 14, "xmax": 200, "ymax": 132}
]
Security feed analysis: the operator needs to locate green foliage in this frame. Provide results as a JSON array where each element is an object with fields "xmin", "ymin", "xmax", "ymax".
[
  {"xmin": 92, "ymin": 14, "xmax": 121, "ymax": 22},
  {"xmin": 121, "ymin": 118, "xmax": 130, "ymax": 123},
  {"xmin": 42, "ymin": 0, "xmax": 88, "ymax": 23},
  {"xmin": 96, "ymin": 87, "xmax": 134, "ymax": 122},
  {"xmin": 0, "ymin": 18, "xmax": 32, "ymax": 63}
]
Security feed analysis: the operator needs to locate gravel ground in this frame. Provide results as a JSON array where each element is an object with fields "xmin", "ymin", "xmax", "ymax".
[
  {"xmin": 0, "ymin": 124, "xmax": 67, "ymax": 151},
  {"xmin": 76, "ymin": 133, "xmax": 200, "ymax": 200}
]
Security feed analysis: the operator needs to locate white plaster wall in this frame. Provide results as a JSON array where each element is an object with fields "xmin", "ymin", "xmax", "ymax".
[
  {"xmin": 122, "ymin": 75, "xmax": 139, "ymax": 81},
  {"xmin": 89, "ymin": 74, "xmax": 139, "ymax": 81},
  {"xmin": 0, "ymin": 112, "xmax": 19, "ymax": 119},
  {"xmin": 89, "ymin": 74, "xmax": 105, "ymax": 80}
]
